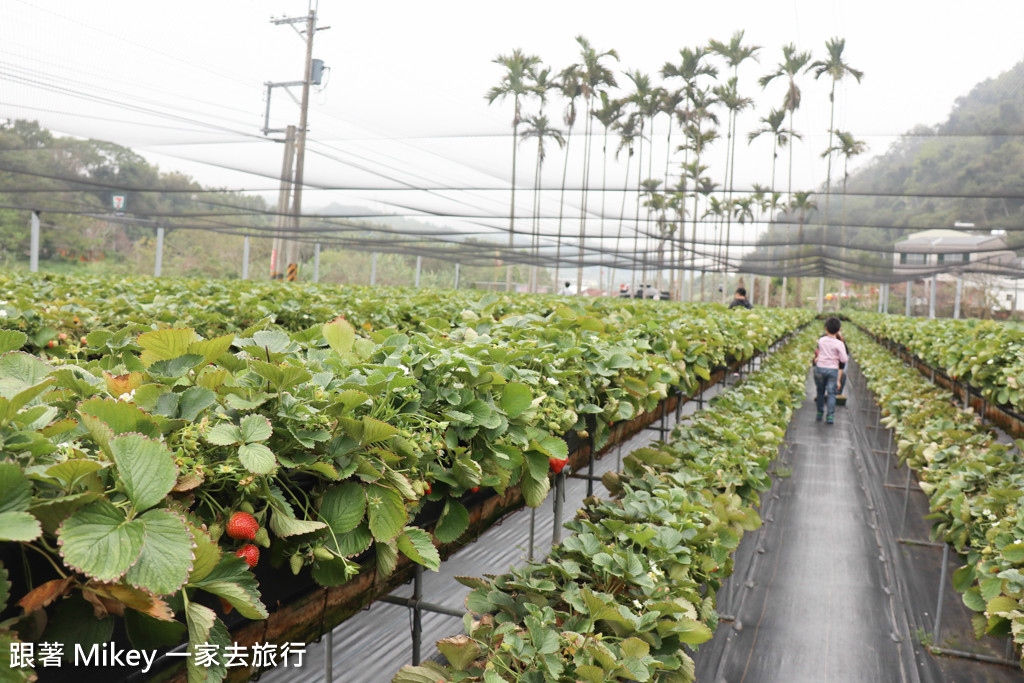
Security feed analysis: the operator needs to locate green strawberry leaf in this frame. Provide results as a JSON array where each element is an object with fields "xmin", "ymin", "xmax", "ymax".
[
  {"xmin": 137, "ymin": 328, "xmax": 200, "ymax": 367},
  {"xmin": 323, "ymin": 317, "xmax": 356, "ymax": 354},
  {"xmin": 124, "ymin": 508, "xmax": 195, "ymax": 596},
  {"xmin": 0, "ymin": 330, "xmax": 27, "ymax": 354},
  {"xmin": 0, "ymin": 510, "xmax": 42, "ymax": 542},
  {"xmin": 521, "ymin": 471, "xmax": 550, "ymax": 508},
  {"xmin": 109, "ymin": 433, "xmax": 178, "ymax": 512},
  {"xmin": 239, "ymin": 414, "xmax": 272, "ymax": 443},
  {"xmin": 320, "ymin": 482, "xmax": 366, "ymax": 535},
  {"xmin": 189, "ymin": 555, "xmax": 269, "ymax": 620},
  {"xmin": 366, "ymin": 484, "xmax": 407, "ymax": 542},
  {"xmin": 57, "ymin": 500, "xmax": 145, "ymax": 582},
  {"xmin": 206, "ymin": 422, "xmax": 243, "ymax": 445},
  {"xmin": 396, "ymin": 527, "xmax": 440, "ymax": 572},
  {"xmin": 0, "ymin": 462, "xmax": 31, "ymax": 513},
  {"xmin": 238, "ymin": 442, "xmax": 277, "ymax": 474},
  {"xmin": 361, "ymin": 416, "xmax": 398, "ymax": 445},
  {"xmin": 330, "ymin": 522, "xmax": 374, "ymax": 558},
  {"xmin": 434, "ymin": 499, "xmax": 469, "ymax": 544},
  {"xmin": 500, "ymin": 382, "xmax": 532, "ymax": 419},
  {"xmin": 268, "ymin": 508, "xmax": 327, "ymax": 537}
]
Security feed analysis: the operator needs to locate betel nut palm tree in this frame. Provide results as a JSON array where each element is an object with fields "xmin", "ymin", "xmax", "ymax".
[
  {"xmin": 486, "ymin": 48, "xmax": 543, "ymax": 292},
  {"xmin": 573, "ymin": 36, "xmax": 618, "ymax": 294},
  {"xmin": 708, "ymin": 31, "xmax": 759, "ymax": 302},
  {"xmin": 810, "ymin": 37, "xmax": 863, "ymax": 309},
  {"xmin": 759, "ymin": 43, "xmax": 812, "ymax": 306}
]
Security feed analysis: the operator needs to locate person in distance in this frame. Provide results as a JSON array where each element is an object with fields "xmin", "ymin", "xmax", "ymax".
[
  {"xmin": 813, "ymin": 317, "xmax": 849, "ymax": 425},
  {"xmin": 728, "ymin": 287, "xmax": 753, "ymax": 309}
]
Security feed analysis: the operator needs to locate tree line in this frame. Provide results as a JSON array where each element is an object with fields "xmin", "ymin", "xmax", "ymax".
[{"xmin": 486, "ymin": 33, "xmax": 866, "ymax": 304}]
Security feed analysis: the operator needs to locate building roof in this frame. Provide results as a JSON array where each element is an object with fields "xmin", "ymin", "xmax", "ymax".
[{"xmin": 894, "ymin": 229, "xmax": 1007, "ymax": 253}]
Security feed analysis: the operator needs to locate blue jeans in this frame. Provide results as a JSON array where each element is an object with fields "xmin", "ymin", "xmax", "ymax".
[{"xmin": 814, "ymin": 366, "xmax": 839, "ymax": 418}]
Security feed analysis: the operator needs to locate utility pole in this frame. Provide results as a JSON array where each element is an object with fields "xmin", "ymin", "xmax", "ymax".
[{"xmin": 264, "ymin": 6, "xmax": 329, "ymax": 279}]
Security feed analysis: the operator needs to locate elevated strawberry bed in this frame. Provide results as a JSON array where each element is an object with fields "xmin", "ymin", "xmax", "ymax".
[{"xmin": 0, "ymin": 274, "xmax": 812, "ymax": 682}]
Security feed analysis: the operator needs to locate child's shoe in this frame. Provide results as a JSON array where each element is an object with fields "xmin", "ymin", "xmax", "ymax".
[
  {"xmin": 825, "ymin": 416, "xmax": 834, "ymax": 425},
  {"xmin": 816, "ymin": 412, "xmax": 823, "ymax": 421}
]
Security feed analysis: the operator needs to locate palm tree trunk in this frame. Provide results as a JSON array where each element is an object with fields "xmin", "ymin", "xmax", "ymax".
[
  {"xmin": 507, "ymin": 108, "xmax": 520, "ymax": 292},
  {"xmin": 631, "ymin": 120, "xmax": 645, "ymax": 294},
  {"xmin": 577, "ymin": 101, "xmax": 594, "ymax": 294},
  {"xmin": 553, "ymin": 122, "xmax": 574, "ymax": 288},
  {"xmin": 600, "ymin": 124, "xmax": 610, "ymax": 295},
  {"xmin": 615, "ymin": 150, "xmax": 633, "ymax": 297},
  {"xmin": 819, "ymin": 81, "xmax": 837, "ymax": 311}
]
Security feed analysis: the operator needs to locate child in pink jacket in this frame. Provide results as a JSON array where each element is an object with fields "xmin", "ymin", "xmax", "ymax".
[{"xmin": 813, "ymin": 317, "xmax": 849, "ymax": 425}]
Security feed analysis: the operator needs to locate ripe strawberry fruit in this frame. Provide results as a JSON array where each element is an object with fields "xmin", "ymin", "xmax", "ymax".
[
  {"xmin": 470, "ymin": 486, "xmax": 480, "ymax": 493},
  {"xmin": 423, "ymin": 482, "xmax": 432, "ymax": 495},
  {"xmin": 47, "ymin": 340, "xmax": 57, "ymax": 348},
  {"xmin": 235, "ymin": 544, "xmax": 259, "ymax": 568},
  {"xmin": 79, "ymin": 336, "xmax": 88, "ymax": 345},
  {"xmin": 226, "ymin": 511, "xmax": 259, "ymax": 540},
  {"xmin": 549, "ymin": 457, "xmax": 568, "ymax": 474},
  {"xmin": 58, "ymin": 333, "xmax": 68, "ymax": 341}
]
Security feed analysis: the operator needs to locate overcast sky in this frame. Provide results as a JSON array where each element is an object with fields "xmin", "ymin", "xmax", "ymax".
[{"xmin": 2, "ymin": 0, "xmax": 1023, "ymax": 278}]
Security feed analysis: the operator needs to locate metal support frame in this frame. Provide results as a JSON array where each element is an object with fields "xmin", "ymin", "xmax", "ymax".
[
  {"xmin": 313, "ymin": 242, "xmax": 321, "ymax": 283},
  {"xmin": 370, "ymin": 252, "xmax": 378, "ymax": 285},
  {"xmin": 242, "ymin": 235, "xmax": 250, "ymax": 280},
  {"xmin": 30, "ymin": 211, "xmax": 40, "ymax": 272},
  {"xmin": 154, "ymin": 226, "xmax": 164, "ymax": 277}
]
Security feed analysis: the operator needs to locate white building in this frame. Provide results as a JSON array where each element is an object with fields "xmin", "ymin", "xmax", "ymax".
[{"xmin": 893, "ymin": 229, "xmax": 1023, "ymax": 313}]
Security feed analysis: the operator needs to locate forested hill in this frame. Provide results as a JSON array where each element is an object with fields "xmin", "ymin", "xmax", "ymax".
[
  {"xmin": 0, "ymin": 120, "xmax": 274, "ymax": 278},
  {"xmin": 756, "ymin": 59, "xmax": 1024, "ymax": 270},
  {"xmin": 842, "ymin": 58, "xmax": 1024, "ymax": 233}
]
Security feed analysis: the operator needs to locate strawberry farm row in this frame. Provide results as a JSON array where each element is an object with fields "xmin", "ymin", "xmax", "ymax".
[
  {"xmin": 0, "ymin": 273, "xmax": 814, "ymax": 683},
  {"xmin": 392, "ymin": 325, "xmax": 815, "ymax": 683},
  {"xmin": 850, "ymin": 327, "xmax": 1024, "ymax": 669},
  {"xmin": 847, "ymin": 312, "xmax": 1024, "ymax": 416}
]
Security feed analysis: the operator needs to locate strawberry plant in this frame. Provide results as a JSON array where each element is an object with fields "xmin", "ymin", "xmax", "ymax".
[
  {"xmin": 850, "ymin": 327, "xmax": 1024, "ymax": 667},
  {"xmin": 0, "ymin": 273, "xmax": 813, "ymax": 682},
  {"xmin": 394, "ymin": 327, "xmax": 815, "ymax": 683}
]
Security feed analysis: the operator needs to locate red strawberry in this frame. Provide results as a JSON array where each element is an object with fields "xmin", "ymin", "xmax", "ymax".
[
  {"xmin": 58, "ymin": 333, "xmax": 68, "ymax": 341},
  {"xmin": 424, "ymin": 482, "xmax": 432, "ymax": 495},
  {"xmin": 235, "ymin": 544, "xmax": 259, "ymax": 568},
  {"xmin": 470, "ymin": 486, "xmax": 480, "ymax": 493},
  {"xmin": 549, "ymin": 457, "xmax": 568, "ymax": 474},
  {"xmin": 79, "ymin": 336, "xmax": 88, "ymax": 345},
  {"xmin": 47, "ymin": 340, "xmax": 57, "ymax": 348},
  {"xmin": 226, "ymin": 511, "xmax": 259, "ymax": 540}
]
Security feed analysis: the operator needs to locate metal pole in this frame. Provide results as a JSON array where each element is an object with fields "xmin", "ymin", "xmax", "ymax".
[
  {"xmin": 898, "ymin": 464, "xmax": 913, "ymax": 537},
  {"xmin": 154, "ymin": 226, "xmax": 164, "ymax": 277},
  {"xmin": 551, "ymin": 472, "xmax": 564, "ymax": 545},
  {"xmin": 905, "ymin": 280, "xmax": 912, "ymax": 316},
  {"xmin": 411, "ymin": 566, "xmax": 423, "ymax": 665},
  {"xmin": 415, "ymin": 255, "xmax": 422, "ymax": 288},
  {"xmin": 29, "ymin": 211, "xmax": 40, "ymax": 272},
  {"xmin": 781, "ymin": 276, "xmax": 788, "ymax": 308},
  {"xmin": 313, "ymin": 242, "xmax": 320, "ymax": 283},
  {"xmin": 242, "ymin": 235, "xmax": 250, "ymax": 280},
  {"xmin": 527, "ymin": 508, "xmax": 536, "ymax": 561},
  {"xmin": 933, "ymin": 543, "xmax": 950, "ymax": 644},
  {"xmin": 286, "ymin": 10, "xmax": 318, "ymax": 268},
  {"xmin": 370, "ymin": 252, "xmax": 378, "ymax": 285},
  {"xmin": 954, "ymin": 273, "xmax": 963, "ymax": 319},
  {"xmin": 929, "ymin": 273, "xmax": 937, "ymax": 319},
  {"xmin": 817, "ymin": 276, "xmax": 824, "ymax": 313},
  {"xmin": 324, "ymin": 630, "xmax": 333, "ymax": 681},
  {"xmin": 883, "ymin": 282, "xmax": 889, "ymax": 314},
  {"xmin": 454, "ymin": 262, "xmax": 460, "ymax": 289}
]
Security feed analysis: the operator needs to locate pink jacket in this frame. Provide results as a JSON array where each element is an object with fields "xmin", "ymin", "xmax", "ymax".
[{"xmin": 815, "ymin": 336, "xmax": 848, "ymax": 369}]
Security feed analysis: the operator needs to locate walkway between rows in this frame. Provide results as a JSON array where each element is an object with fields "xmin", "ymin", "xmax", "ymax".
[{"xmin": 695, "ymin": 360, "xmax": 1023, "ymax": 683}]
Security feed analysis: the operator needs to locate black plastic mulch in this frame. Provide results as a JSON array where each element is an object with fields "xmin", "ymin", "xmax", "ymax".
[{"xmin": 694, "ymin": 359, "xmax": 1023, "ymax": 683}]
